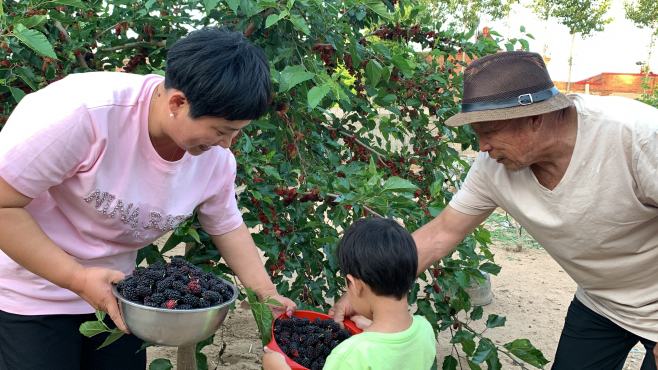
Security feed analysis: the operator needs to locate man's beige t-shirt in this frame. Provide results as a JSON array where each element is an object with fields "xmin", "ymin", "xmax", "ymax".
[{"xmin": 449, "ymin": 94, "xmax": 658, "ymax": 341}]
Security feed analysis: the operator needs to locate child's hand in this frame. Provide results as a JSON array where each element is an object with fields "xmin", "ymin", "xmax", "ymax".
[
  {"xmin": 262, "ymin": 346, "xmax": 291, "ymax": 370},
  {"xmin": 350, "ymin": 315, "xmax": 373, "ymax": 329},
  {"xmin": 328, "ymin": 295, "xmax": 357, "ymax": 328}
]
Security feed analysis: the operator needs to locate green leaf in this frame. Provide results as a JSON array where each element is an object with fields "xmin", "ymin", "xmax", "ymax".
[
  {"xmin": 391, "ymin": 54, "xmax": 415, "ymax": 76},
  {"xmin": 365, "ymin": 0, "xmax": 393, "ymax": 19},
  {"xmin": 225, "ymin": 0, "xmax": 240, "ymax": 13},
  {"xmin": 485, "ymin": 314, "xmax": 506, "ymax": 328},
  {"xmin": 382, "ymin": 176, "xmax": 417, "ymax": 192},
  {"xmin": 265, "ymin": 12, "xmax": 286, "ymax": 28},
  {"xmin": 469, "ymin": 305, "xmax": 483, "ymax": 320},
  {"xmin": 149, "ymin": 358, "xmax": 174, "ymax": 370},
  {"xmin": 246, "ymin": 288, "xmax": 274, "ymax": 345},
  {"xmin": 12, "ymin": 24, "xmax": 57, "ymax": 59},
  {"xmin": 503, "ymin": 339, "xmax": 550, "ymax": 368},
  {"xmin": 97, "ymin": 328, "xmax": 125, "ymax": 349},
  {"xmin": 485, "ymin": 352, "xmax": 502, "ymax": 370},
  {"xmin": 203, "ymin": 0, "xmax": 221, "ymax": 13},
  {"xmin": 454, "ymin": 270, "xmax": 469, "ymax": 288},
  {"xmin": 442, "ymin": 355, "xmax": 458, "ymax": 370},
  {"xmin": 365, "ymin": 60, "xmax": 383, "ymax": 87},
  {"xmin": 519, "ymin": 39, "xmax": 529, "ymax": 51},
  {"xmin": 279, "ymin": 65, "xmax": 314, "ymax": 92},
  {"xmin": 9, "ymin": 87, "xmax": 26, "ymax": 103},
  {"xmin": 79, "ymin": 321, "xmax": 108, "ymax": 338},
  {"xmin": 380, "ymin": 94, "xmax": 396, "ymax": 104},
  {"xmin": 450, "ymin": 329, "xmax": 475, "ymax": 344},
  {"xmin": 50, "ymin": 0, "xmax": 87, "ymax": 7},
  {"xmin": 161, "ymin": 233, "xmax": 184, "ymax": 254},
  {"xmin": 94, "ymin": 310, "xmax": 107, "ymax": 323},
  {"xmin": 307, "ymin": 83, "xmax": 331, "ymax": 109},
  {"xmin": 479, "ymin": 263, "xmax": 501, "ymax": 275},
  {"xmin": 196, "ymin": 352, "xmax": 208, "ymax": 370},
  {"xmin": 262, "ymin": 165, "xmax": 282, "ymax": 180},
  {"xmin": 467, "ymin": 360, "xmax": 482, "ymax": 370},
  {"xmin": 187, "ymin": 228, "xmax": 201, "ymax": 244},
  {"xmin": 289, "ymin": 14, "xmax": 310, "ymax": 35},
  {"xmin": 472, "ymin": 338, "xmax": 495, "ymax": 363},
  {"xmin": 16, "ymin": 15, "xmax": 48, "ymax": 29},
  {"xmin": 15, "ymin": 66, "xmax": 39, "ymax": 90}
]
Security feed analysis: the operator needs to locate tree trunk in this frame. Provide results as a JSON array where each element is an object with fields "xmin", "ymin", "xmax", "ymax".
[
  {"xmin": 566, "ymin": 33, "xmax": 576, "ymax": 93},
  {"xmin": 644, "ymin": 31, "xmax": 656, "ymax": 90},
  {"xmin": 177, "ymin": 345, "xmax": 196, "ymax": 370},
  {"xmin": 177, "ymin": 243, "xmax": 197, "ymax": 370}
]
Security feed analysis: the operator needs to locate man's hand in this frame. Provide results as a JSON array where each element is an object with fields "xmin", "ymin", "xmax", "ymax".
[
  {"xmin": 70, "ymin": 267, "xmax": 129, "ymax": 333},
  {"xmin": 653, "ymin": 343, "xmax": 657, "ymax": 369}
]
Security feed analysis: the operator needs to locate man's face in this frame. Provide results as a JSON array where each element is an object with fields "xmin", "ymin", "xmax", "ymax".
[{"xmin": 470, "ymin": 117, "xmax": 537, "ymax": 171}]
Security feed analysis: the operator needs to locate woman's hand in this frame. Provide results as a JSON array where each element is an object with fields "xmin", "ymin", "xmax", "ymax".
[
  {"xmin": 265, "ymin": 293, "xmax": 296, "ymax": 317},
  {"xmin": 70, "ymin": 267, "xmax": 129, "ymax": 333}
]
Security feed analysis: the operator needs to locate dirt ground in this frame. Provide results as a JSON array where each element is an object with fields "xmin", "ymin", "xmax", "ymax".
[{"xmin": 148, "ymin": 216, "xmax": 648, "ymax": 369}]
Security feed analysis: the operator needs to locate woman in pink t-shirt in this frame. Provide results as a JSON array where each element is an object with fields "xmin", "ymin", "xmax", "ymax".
[{"xmin": 0, "ymin": 27, "xmax": 295, "ymax": 370}]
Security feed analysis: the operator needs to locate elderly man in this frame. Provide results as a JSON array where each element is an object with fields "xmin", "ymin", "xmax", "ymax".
[{"xmin": 332, "ymin": 51, "xmax": 658, "ymax": 369}]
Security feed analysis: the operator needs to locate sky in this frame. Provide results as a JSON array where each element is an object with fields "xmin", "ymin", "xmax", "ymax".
[{"xmin": 483, "ymin": 0, "xmax": 657, "ymax": 82}]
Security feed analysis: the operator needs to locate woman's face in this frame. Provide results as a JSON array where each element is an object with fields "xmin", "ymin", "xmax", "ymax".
[{"xmin": 169, "ymin": 113, "xmax": 250, "ymax": 156}]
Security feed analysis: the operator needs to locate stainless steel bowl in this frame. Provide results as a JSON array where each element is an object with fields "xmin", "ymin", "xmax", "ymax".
[{"xmin": 112, "ymin": 280, "xmax": 238, "ymax": 347}]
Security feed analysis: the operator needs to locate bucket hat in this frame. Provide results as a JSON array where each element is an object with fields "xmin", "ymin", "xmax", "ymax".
[{"xmin": 446, "ymin": 51, "xmax": 572, "ymax": 127}]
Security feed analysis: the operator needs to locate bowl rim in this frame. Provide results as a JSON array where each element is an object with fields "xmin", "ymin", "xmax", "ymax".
[
  {"xmin": 112, "ymin": 276, "xmax": 239, "ymax": 313},
  {"xmin": 268, "ymin": 309, "xmax": 364, "ymax": 370}
]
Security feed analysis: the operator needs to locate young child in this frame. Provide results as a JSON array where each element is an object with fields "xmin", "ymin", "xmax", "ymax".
[{"xmin": 263, "ymin": 217, "xmax": 437, "ymax": 369}]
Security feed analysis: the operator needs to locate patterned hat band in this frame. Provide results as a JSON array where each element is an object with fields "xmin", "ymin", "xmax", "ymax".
[{"xmin": 461, "ymin": 87, "xmax": 559, "ymax": 113}]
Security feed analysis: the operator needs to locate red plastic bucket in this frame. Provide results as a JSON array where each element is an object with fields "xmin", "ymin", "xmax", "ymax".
[{"xmin": 267, "ymin": 310, "xmax": 363, "ymax": 370}]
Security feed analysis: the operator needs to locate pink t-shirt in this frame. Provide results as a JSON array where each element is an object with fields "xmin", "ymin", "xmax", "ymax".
[{"xmin": 0, "ymin": 72, "xmax": 244, "ymax": 315}]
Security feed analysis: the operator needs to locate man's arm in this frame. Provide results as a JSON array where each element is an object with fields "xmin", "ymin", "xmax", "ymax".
[
  {"xmin": 211, "ymin": 224, "xmax": 295, "ymax": 314},
  {"xmin": 413, "ymin": 205, "xmax": 492, "ymax": 274}
]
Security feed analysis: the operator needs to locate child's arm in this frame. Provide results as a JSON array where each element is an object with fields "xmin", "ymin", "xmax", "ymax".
[{"xmin": 262, "ymin": 347, "xmax": 291, "ymax": 370}]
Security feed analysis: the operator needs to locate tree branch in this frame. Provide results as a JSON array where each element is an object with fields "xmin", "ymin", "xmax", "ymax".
[
  {"xmin": 326, "ymin": 193, "xmax": 384, "ymax": 218},
  {"xmin": 54, "ymin": 21, "xmax": 89, "ymax": 69},
  {"xmin": 320, "ymin": 123, "xmax": 388, "ymax": 166},
  {"xmin": 99, "ymin": 40, "xmax": 165, "ymax": 52},
  {"xmin": 459, "ymin": 321, "xmax": 533, "ymax": 369}
]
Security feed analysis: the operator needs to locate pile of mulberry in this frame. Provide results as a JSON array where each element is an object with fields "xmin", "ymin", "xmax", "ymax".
[
  {"xmin": 273, "ymin": 316, "xmax": 352, "ymax": 370},
  {"xmin": 116, "ymin": 256, "xmax": 234, "ymax": 310}
]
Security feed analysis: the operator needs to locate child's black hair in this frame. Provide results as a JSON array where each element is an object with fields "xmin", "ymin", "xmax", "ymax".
[
  {"xmin": 165, "ymin": 27, "xmax": 271, "ymax": 120},
  {"xmin": 337, "ymin": 218, "xmax": 418, "ymax": 300}
]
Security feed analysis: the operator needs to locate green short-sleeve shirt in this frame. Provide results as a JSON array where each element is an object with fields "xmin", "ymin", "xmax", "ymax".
[{"xmin": 323, "ymin": 315, "xmax": 436, "ymax": 370}]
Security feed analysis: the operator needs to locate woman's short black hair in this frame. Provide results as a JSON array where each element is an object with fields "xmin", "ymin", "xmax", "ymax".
[
  {"xmin": 337, "ymin": 218, "xmax": 418, "ymax": 300},
  {"xmin": 165, "ymin": 27, "xmax": 271, "ymax": 120}
]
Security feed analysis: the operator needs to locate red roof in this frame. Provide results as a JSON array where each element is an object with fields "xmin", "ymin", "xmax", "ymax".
[{"xmin": 571, "ymin": 72, "xmax": 658, "ymax": 85}]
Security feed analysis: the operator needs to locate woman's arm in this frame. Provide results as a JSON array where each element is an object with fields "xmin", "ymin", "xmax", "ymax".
[
  {"xmin": 211, "ymin": 224, "xmax": 296, "ymax": 314},
  {"xmin": 0, "ymin": 176, "xmax": 128, "ymax": 332}
]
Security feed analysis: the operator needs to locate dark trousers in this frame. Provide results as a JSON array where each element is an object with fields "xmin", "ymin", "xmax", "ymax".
[
  {"xmin": 553, "ymin": 297, "xmax": 656, "ymax": 370},
  {"xmin": 0, "ymin": 309, "xmax": 146, "ymax": 370}
]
